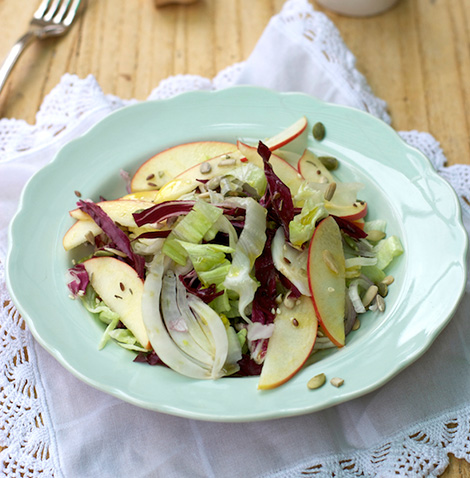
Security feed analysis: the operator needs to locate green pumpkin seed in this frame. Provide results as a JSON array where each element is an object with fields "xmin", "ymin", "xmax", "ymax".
[
  {"xmin": 312, "ymin": 122, "xmax": 326, "ymax": 141},
  {"xmin": 307, "ymin": 373, "xmax": 326, "ymax": 390},
  {"xmin": 318, "ymin": 156, "xmax": 339, "ymax": 170}
]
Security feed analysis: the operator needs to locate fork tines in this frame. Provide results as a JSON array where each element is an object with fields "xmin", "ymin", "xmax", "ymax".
[{"xmin": 34, "ymin": 0, "xmax": 81, "ymax": 26}]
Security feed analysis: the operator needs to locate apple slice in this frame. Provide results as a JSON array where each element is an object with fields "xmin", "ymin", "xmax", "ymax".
[
  {"xmin": 63, "ymin": 220, "xmax": 103, "ymax": 251},
  {"xmin": 298, "ymin": 149, "xmax": 335, "ymax": 184},
  {"xmin": 82, "ymin": 257, "xmax": 151, "ymax": 350},
  {"xmin": 325, "ymin": 200, "xmax": 367, "ymax": 221},
  {"xmin": 264, "ymin": 116, "xmax": 308, "ymax": 151},
  {"xmin": 153, "ymin": 150, "xmax": 247, "ymax": 203},
  {"xmin": 258, "ymin": 295, "xmax": 318, "ymax": 390},
  {"xmin": 69, "ymin": 200, "xmax": 156, "ymax": 227},
  {"xmin": 131, "ymin": 141, "xmax": 237, "ymax": 192},
  {"xmin": 237, "ymin": 141, "xmax": 304, "ymax": 195},
  {"xmin": 120, "ymin": 190, "xmax": 160, "ymax": 202},
  {"xmin": 307, "ymin": 216, "xmax": 346, "ymax": 347}
]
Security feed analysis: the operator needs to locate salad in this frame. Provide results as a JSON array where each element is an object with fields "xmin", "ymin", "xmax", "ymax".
[{"xmin": 64, "ymin": 117, "xmax": 403, "ymax": 390}]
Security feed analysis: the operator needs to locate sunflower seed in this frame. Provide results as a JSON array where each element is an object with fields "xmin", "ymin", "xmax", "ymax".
[
  {"xmin": 312, "ymin": 122, "xmax": 326, "ymax": 141},
  {"xmin": 307, "ymin": 373, "xmax": 326, "ymax": 390},
  {"xmin": 376, "ymin": 294, "xmax": 386, "ymax": 312},
  {"xmin": 218, "ymin": 158, "xmax": 237, "ymax": 167},
  {"xmin": 322, "ymin": 250, "xmax": 339, "ymax": 274},
  {"xmin": 381, "ymin": 275, "xmax": 395, "ymax": 286},
  {"xmin": 330, "ymin": 377, "xmax": 344, "ymax": 388},
  {"xmin": 85, "ymin": 231, "xmax": 95, "ymax": 245},
  {"xmin": 352, "ymin": 318, "xmax": 361, "ymax": 331},
  {"xmin": 324, "ymin": 182, "xmax": 337, "ymax": 201},
  {"xmin": 362, "ymin": 285, "xmax": 378, "ymax": 307}
]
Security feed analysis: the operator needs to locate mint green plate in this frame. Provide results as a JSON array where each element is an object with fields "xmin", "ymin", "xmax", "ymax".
[{"xmin": 6, "ymin": 87, "xmax": 468, "ymax": 421}]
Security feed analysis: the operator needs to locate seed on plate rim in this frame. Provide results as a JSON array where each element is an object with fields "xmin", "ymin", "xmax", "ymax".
[
  {"xmin": 312, "ymin": 122, "xmax": 326, "ymax": 141},
  {"xmin": 330, "ymin": 377, "xmax": 344, "ymax": 388},
  {"xmin": 307, "ymin": 373, "xmax": 326, "ymax": 390}
]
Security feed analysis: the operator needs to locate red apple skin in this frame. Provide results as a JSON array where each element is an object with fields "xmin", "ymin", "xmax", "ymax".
[
  {"xmin": 130, "ymin": 141, "xmax": 236, "ymax": 192},
  {"xmin": 325, "ymin": 201, "xmax": 368, "ymax": 222},
  {"xmin": 258, "ymin": 295, "xmax": 318, "ymax": 390},
  {"xmin": 265, "ymin": 116, "xmax": 308, "ymax": 151},
  {"xmin": 307, "ymin": 216, "xmax": 346, "ymax": 348}
]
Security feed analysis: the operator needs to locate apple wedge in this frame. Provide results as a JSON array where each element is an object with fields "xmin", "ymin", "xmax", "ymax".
[
  {"xmin": 70, "ymin": 200, "xmax": 156, "ymax": 227},
  {"xmin": 237, "ymin": 141, "xmax": 304, "ymax": 195},
  {"xmin": 82, "ymin": 257, "xmax": 151, "ymax": 350},
  {"xmin": 297, "ymin": 149, "xmax": 335, "ymax": 184},
  {"xmin": 264, "ymin": 116, "xmax": 308, "ymax": 151},
  {"xmin": 153, "ymin": 150, "xmax": 248, "ymax": 203},
  {"xmin": 307, "ymin": 216, "xmax": 346, "ymax": 347},
  {"xmin": 258, "ymin": 295, "xmax": 318, "ymax": 390},
  {"xmin": 325, "ymin": 200, "xmax": 367, "ymax": 221},
  {"xmin": 131, "ymin": 141, "xmax": 237, "ymax": 192},
  {"xmin": 63, "ymin": 219, "xmax": 103, "ymax": 251}
]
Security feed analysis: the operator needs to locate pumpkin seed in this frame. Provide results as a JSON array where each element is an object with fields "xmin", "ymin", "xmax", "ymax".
[
  {"xmin": 330, "ymin": 377, "xmax": 344, "ymax": 388},
  {"xmin": 362, "ymin": 285, "xmax": 378, "ymax": 307},
  {"xmin": 318, "ymin": 156, "xmax": 339, "ymax": 170},
  {"xmin": 366, "ymin": 230, "xmax": 386, "ymax": 242},
  {"xmin": 200, "ymin": 162, "xmax": 212, "ymax": 174},
  {"xmin": 307, "ymin": 373, "xmax": 326, "ymax": 390},
  {"xmin": 312, "ymin": 122, "xmax": 326, "ymax": 141},
  {"xmin": 377, "ymin": 282, "xmax": 388, "ymax": 297}
]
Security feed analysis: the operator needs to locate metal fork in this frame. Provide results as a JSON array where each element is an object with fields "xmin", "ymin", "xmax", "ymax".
[{"xmin": 0, "ymin": 0, "xmax": 83, "ymax": 95}]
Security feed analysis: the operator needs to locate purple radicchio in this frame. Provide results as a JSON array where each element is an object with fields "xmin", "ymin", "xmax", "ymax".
[
  {"xmin": 257, "ymin": 141, "xmax": 295, "ymax": 239},
  {"xmin": 67, "ymin": 263, "xmax": 89, "ymax": 297},
  {"xmin": 77, "ymin": 200, "xmax": 145, "ymax": 279}
]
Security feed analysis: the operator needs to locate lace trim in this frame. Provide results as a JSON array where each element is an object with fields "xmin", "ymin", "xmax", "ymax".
[
  {"xmin": 0, "ymin": 262, "xmax": 57, "ymax": 477},
  {"xmin": 0, "ymin": 1, "xmax": 469, "ymax": 476}
]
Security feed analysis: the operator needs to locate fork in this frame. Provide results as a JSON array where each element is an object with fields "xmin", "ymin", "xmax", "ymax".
[{"xmin": 0, "ymin": 0, "xmax": 83, "ymax": 95}]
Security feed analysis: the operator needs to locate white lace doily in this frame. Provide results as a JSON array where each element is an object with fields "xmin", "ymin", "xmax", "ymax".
[{"xmin": 1, "ymin": 1, "xmax": 470, "ymax": 477}]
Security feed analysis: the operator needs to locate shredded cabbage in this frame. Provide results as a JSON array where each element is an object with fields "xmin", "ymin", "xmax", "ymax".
[{"xmin": 223, "ymin": 197, "xmax": 267, "ymax": 321}]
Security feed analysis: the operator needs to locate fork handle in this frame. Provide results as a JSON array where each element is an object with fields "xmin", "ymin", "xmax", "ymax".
[{"xmin": 0, "ymin": 32, "xmax": 37, "ymax": 96}]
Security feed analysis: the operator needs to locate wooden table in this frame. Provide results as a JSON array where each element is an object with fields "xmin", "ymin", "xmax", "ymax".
[{"xmin": 1, "ymin": 0, "xmax": 469, "ymax": 476}]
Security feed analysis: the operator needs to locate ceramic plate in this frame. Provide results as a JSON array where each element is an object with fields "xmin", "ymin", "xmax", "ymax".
[{"xmin": 6, "ymin": 87, "xmax": 468, "ymax": 421}]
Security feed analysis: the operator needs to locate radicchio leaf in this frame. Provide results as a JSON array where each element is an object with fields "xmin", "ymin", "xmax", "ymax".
[
  {"xmin": 77, "ymin": 200, "xmax": 145, "ymax": 278},
  {"xmin": 133, "ymin": 350, "xmax": 165, "ymax": 366},
  {"xmin": 257, "ymin": 141, "xmax": 295, "ymax": 239},
  {"xmin": 133, "ymin": 201, "xmax": 196, "ymax": 227},
  {"xmin": 332, "ymin": 215, "xmax": 368, "ymax": 240},
  {"xmin": 178, "ymin": 269, "xmax": 224, "ymax": 303},
  {"xmin": 67, "ymin": 263, "xmax": 89, "ymax": 296},
  {"xmin": 236, "ymin": 354, "xmax": 263, "ymax": 376}
]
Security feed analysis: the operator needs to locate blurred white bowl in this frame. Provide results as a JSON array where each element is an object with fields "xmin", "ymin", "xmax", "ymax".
[{"xmin": 316, "ymin": 0, "xmax": 399, "ymax": 16}]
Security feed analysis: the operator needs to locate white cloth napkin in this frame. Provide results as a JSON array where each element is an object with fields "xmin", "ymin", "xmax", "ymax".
[{"xmin": 1, "ymin": 1, "xmax": 470, "ymax": 477}]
